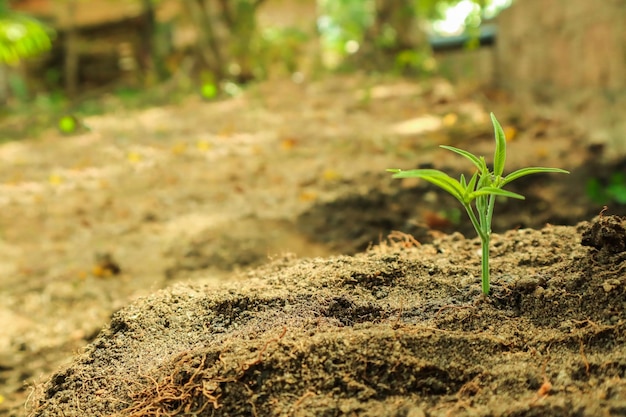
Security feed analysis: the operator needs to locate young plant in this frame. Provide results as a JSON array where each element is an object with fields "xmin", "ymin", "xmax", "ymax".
[{"xmin": 388, "ymin": 113, "xmax": 569, "ymax": 295}]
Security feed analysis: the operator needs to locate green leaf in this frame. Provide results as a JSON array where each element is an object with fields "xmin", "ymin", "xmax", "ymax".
[
  {"xmin": 58, "ymin": 115, "xmax": 77, "ymax": 133},
  {"xmin": 0, "ymin": 13, "xmax": 54, "ymax": 65},
  {"xmin": 201, "ymin": 83, "xmax": 218, "ymax": 99},
  {"xmin": 471, "ymin": 187, "xmax": 525, "ymax": 200},
  {"xmin": 477, "ymin": 170, "xmax": 491, "ymax": 188},
  {"xmin": 607, "ymin": 182, "xmax": 626, "ymax": 204},
  {"xmin": 466, "ymin": 171, "xmax": 479, "ymax": 192},
  {"xmin": 389, "ymin": 168, "xmax": 465, "ymax": 201},
  {"xmin": 585, "ymin": 178, "xmax": 607, "ymax": 204},
  {"xmin": 440, "ymin": 145, "xmax": 486, "ymax": 173},
  {"xmin": 503, "ymin": 167, "xmax": 569, "ymax": 186},
  {"xmin": 491, "ymin": 113, "xmax": 506, "ymax": 177},
  {"xmin": 387, "ymin": 168, "xmax": 448, "ymax": 178},
  {"xmin": 423, "ymin": 176, "xmax": 465, "ymax": 202}
]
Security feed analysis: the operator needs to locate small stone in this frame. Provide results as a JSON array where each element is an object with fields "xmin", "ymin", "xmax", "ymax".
[
  {"xmin": 406, "ymin": 406, "xmax": 426, "ymax": 417},
  {"xmin": 602, "ymin": 279, "xmax": 620, "ymax": 292}
]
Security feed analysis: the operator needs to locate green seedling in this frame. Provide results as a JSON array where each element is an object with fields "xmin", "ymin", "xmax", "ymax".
[{"xmin": 388, "ymin": 113, "xmax": 569, "ymax": 295}]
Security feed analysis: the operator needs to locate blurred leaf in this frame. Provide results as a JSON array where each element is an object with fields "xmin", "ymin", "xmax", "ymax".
[
  {"xmin": 127, "ymin": 152, "xmax": 142, "ymax": 164},
  {"xmin": 58, "ymin": 115, "xmax": 77, "ymax": 134},
  {"xmin": 201, "ymin": 83, "xmax": 217, "ymax": 100},
  {"xmin": 322, "ymin": 169, "xmax": 340, "ymax": 181},
  {"xmin": 196, "ymin": 140, "xmax": 211, "ymax": 152},
  {"xmin": 0, "ymin": 10, "xmax": 54, "ymax": 65},
  {"xmin": 49, "ymin": 173, "xmax": 63, "ymax": 186},
  {"xmin": 607, "ymin": 173, "xmax": 626, "ymax": 204}
]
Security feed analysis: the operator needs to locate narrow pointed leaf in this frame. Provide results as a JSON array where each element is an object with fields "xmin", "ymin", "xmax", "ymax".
[
  {"xmin": 467, "ymin": 171, "xmax": 479, "ymax": 192},
  {"xmin": 440, "ymin": 145, "xmax": 486, "ymax": 173},
  {"xmin": 389, "ymin": 169, "xmax": 465, "ymax": 201},
  {"xmin": 425, "ymin": 176, "xmax": 466, "ymax": 202},
  {"xmin": 480, "ymin": 156, "xmax": 493, "ymax": 182},
  {"xmin": 491, "ymin": 113, "xmax": 506, "ymax": 177},
  {"xmin": 387, "ymin": 168, "xmax": 448, "ymax": 178},
  {"xmin": 471, "ymin": 187, "xmax": 525, "ymax": 200},
  {"xmin": 477, "ymin": 170, "xmax": 491, "ymax": 188},
  {"xmin": 502, "ymin": 167, "xmax": 570, "ymax": 186}
]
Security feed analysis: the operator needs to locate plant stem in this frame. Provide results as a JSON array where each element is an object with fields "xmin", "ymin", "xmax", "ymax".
[
  {"xmin": 481, "ymin": 194, "xmax": 498, "ymax": 295},
  {"xmin": 463, "ymin": 204, "xmax": 485, "ymax": 241},
  {"xmin": 463, "ymin": 202, "xmax": 491, "ymax": 295},
  {"xmin": 481, "ymin": 234, "xmax": 490, "ymax": 295}
]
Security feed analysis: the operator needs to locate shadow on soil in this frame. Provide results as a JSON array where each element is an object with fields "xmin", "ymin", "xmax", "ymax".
[{"xmin": 297, "ymin": 157, "xmax": 626, "ymax": 254}]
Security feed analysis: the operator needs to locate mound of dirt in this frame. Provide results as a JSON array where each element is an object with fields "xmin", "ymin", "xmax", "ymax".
[{"xmin": 28, "ymin": 217, "xmax": 626, "ymax": 417}]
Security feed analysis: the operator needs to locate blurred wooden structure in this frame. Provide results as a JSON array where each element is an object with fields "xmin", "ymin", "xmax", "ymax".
[
  {"xmin": 10, "ymin": 0, "xmax": 319, "ymax": 97},
  {"xmin": 11, "ymin": 0, "xmax": 181, "ymax": 96}
]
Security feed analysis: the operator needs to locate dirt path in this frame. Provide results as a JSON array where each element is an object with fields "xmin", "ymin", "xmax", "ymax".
[{"xmin": 0, "ymin": 75, "xmax": 610, "ymax": 415}]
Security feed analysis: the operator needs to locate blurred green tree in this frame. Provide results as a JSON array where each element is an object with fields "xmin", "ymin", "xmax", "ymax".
[
  {"xmin": 0, "ymin": 0, "xmax": 54, "ymax": 105},
  {"xmin": 0, "ymin": 0, "xmax": 53, "ymax": 65},
  {"xmin": 317, "ymin": 0, "xmax": 508, "ymax": 73}
]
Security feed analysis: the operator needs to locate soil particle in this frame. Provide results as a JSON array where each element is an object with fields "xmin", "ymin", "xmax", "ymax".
[
  {"xmin": 581, "ymin": 214, "xmax": 626, "ymax": 255},
  {"xmin": 28, "ymin": 221, "xmax": 626, "ymax": 417}
]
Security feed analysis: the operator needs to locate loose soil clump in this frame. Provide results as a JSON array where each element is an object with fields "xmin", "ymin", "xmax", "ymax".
[{"xmin": 29, "ymin": 216, "xmax": 626, "ymax": 417}]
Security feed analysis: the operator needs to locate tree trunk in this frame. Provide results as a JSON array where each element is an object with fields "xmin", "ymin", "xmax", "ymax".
[
  {"xmin": 0, "ymin": 64, "xmax": 7, "ymax": 106},
  {"xmin": 215, "ymin": 0, "xmax": 266, "ymax": 82},
  {"xmin": 185, "ymin": 0, "xmax": 224, "ymax": 80},
  {"xmin": 63, "ymin": 0, "xmax": 79, "ymax": 99},
  {"xmin": 140, "ymin": 0, "xmax": 168, "ymax": 84},
  {"xmin": 359, "ymin": 0, "xmax": 429, "ymax": 72}
]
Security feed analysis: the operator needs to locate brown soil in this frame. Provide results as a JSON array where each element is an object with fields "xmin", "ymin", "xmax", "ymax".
[
  {"xmin": 0, "ymin": 75, "xmax": 624, "ymax": 417},
  {"xmin": 27, "ymin": 219, "xmax": 626, "ymax": 416}
]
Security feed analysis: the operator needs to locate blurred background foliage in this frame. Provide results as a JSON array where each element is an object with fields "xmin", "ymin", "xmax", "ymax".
[
  {"xmin": 0, "ymin": 2, "xmax": 53, "ymax": 65},
  {"xmin": 0, "ymin": 0, "xmax": 511, "ymax": 123}
]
